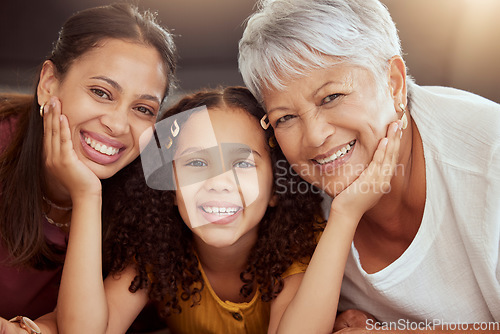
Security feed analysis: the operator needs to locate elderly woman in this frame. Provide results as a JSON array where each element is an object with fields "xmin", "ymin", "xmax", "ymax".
[{"xmin": 239, "ymin": 0, "xmax": 500, "ymax": 332}]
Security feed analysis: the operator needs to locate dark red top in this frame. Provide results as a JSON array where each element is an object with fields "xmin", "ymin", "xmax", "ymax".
[{"xmin": 0, "ymin": 115, "xmax": 68, "ymax": 319}]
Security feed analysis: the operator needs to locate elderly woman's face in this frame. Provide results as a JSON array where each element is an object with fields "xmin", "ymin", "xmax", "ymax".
[{"xmin": 262, "ymin": 63, "xmax": 396, "ymax": 197}]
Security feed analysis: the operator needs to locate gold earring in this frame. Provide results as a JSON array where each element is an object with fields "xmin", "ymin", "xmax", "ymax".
[
  {"xmin": 399, "ymin": 103, "xmax": 408, "ymax": 130},
  {"xmin": 260, "ymin": 114, "xmax": 270, "ymax": 130},
  {"xmin": 268, "ymin": 136, "xmax": 277, "ymax": 148},
  {"xmin": 171, "ymin": 119, "xmax": 180, "ymax": 137},
  {"xmin": 165, "ymin": 137, "xmax": 173, "ymax": 149},
  {"xmin": 39, "ymin": 102, "xmax": 47, "ymax": 117}
]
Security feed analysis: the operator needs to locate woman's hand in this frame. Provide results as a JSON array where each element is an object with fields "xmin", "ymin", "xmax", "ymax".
[
  {"xmin": 273, "ymin": 122, "xmax": 402, "ymax": 334},
  {"xmin": 333, "ymin": 309, "xmax": 377, "ymax": 332},
  {"xmin": 43, "ymin": 97, "xmax": 102, "ymax": 200},
  {"xmin": 0, "ymin": 317, "xmax": 32, "ymax": 334},
  {"xmin": 331, "ymin": 121, "xmax": 402, "ymax": 220}
]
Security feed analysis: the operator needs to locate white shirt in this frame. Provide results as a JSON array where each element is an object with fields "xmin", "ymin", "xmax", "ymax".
[{"xmin": 338, "ymin": 84, "xmax": 500, "ymax": 323}]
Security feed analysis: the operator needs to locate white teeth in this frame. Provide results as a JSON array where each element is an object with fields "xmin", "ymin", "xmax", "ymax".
[
  {"xmin": 315, "ymin": 140, "xmax": 356, "ymax": 165},
  {"xmin": 202, "ymin": 206, "xmax": 239, "ymax": 215},
  {"xmin": 84, "ymin": 135, "xmax": 120, "ymax": 156}
]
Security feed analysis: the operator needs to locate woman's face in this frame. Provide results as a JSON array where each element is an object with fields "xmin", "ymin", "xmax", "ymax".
[
  {"xmin": 38, "ymin": 38, "xmax": 167, "ymax": 179},
  {"xmin": 262, "ymin": 63, "xmax": 397, "ymax": 197},
  {"xmin": 173, "ymin": 107, "xmax": 275, "ymax": 249}
]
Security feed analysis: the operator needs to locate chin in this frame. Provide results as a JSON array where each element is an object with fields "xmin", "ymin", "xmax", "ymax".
[
  {"xmin": 90, "ymin": 165, "xmax": 122, "ymax": 180},
  {"xmin": 321, "ymin": 174, "xmax": 359, "ymax": 197},
  {"xmin": 201, "ymin": 235, "xmax": 237, "ymax": 249}
]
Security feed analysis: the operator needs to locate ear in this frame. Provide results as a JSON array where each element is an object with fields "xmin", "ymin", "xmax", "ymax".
[
  {"xmin": 268, "ymin": 192, "xmax": 278, "ymax": 207},
  {"xmin": 387, "ymin": 55, "xmax": 407, "ymax": 107},
  {"xmin": 37, "ymin": 60, "xmax": 59, "ymax": 106}
]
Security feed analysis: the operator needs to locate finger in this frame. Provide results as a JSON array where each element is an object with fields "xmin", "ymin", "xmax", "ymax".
[
  {"xmin": 375, "ymin": 122, "xmax": 400, "ymax": 192},
  {"xmin": 380, "ymin": 122, "xmax": 400, "ymax": 179},
  {"xmin": 50, "ymin": 98, "xmax": 62, "ymax": 160},
  {"xmin": 371, "ymin": 137, "xmax": 388, "ymax": 166},
  {"xmin": 59, "ymin": 114, "xmax": 74, "ymax": 158},
  {"xmin": 42, "ymin": 101, "xmax": 51, "ymax": 161},
  {"xmin": 360, "ymin": 123, "xmax": 397, "ymax": 194},
  {"xmin": 389, "ymin": 121, "xmax": 403, "ymax": 176}
]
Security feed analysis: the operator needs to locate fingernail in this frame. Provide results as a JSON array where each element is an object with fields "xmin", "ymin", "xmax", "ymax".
[
  {"xmin": 381, "ymin": 138, "xmax": 388, "ymax": 147},
  {"xmin": 398, "ymin": 120, "xmax": 403, "ymax": 130},
  {"xmin": 392, "ymin": 122, "xmax": 398, "ymax": 133}
]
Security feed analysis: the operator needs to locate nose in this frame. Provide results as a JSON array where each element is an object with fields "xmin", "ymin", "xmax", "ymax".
[
  {"xmin": 100, "ymin": 104, "xmax": 131, "ymax": 135},
  {"xmin": 301, "ymin": 110, "xmax": 335, "ymax": 148},
  {"xmin": 204, "ymin": 169, "xmax": 236, "ymax": 193}
]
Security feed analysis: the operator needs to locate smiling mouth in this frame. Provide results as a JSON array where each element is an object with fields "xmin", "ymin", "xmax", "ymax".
[
  {"xmin": 84, "ymin": 135, "xmax": 121, "ymax": 156},
  {"xmin": 200, "ymin": 205, "xmax": 242, "ymax": 216},
  {"xmin": 314, "ymin": 140, "xmax": 356, "ymax": 165}
]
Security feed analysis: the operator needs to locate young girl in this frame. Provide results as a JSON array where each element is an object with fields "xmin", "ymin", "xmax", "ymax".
[
  {"xmin": 56, "ymin": 85, "xmax": 400, "ymax": 334},
  {"xmin": 0, "ymin": 3, "xmax": 176, "ymax": 332},
  {"xmin": 56, "ymin": 86, "xmax": 324, "ymax": 333}
]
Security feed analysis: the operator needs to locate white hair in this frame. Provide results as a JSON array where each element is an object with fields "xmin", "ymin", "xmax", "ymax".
[{"xmin": 238, "ymin": 0, "xmax": 404, "ymax": 102}]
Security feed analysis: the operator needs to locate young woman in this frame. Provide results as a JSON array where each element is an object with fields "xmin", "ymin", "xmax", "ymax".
[
  {"xmin": 0, "ymin": 3, "xmax": 176, "ymax": 332},
  {"xmin": 55, "ymin": 86, "xmax": 399, "ymax": 334}
]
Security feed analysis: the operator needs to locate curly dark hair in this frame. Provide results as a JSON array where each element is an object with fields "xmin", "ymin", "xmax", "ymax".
[{"xmin": 103, "ymin": 86, "xmax": 324, "ymax": 318}]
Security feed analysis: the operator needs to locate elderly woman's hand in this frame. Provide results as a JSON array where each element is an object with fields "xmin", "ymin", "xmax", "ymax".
[
  {"xmin": 333, "ymin": 309, "xmax": 378, "ymax": 332},
  {"xmin": 330, "ymin": 121, "xmax": 402, "ymax": 219}
]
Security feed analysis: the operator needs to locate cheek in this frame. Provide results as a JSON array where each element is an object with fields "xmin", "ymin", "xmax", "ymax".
[
  {"xmin": 175, "ymin": 188, "xmax": 193, "ymax": 227},
  {"xmin": 275, "ymin": 131, "xmax": 301, "ymax": 162},
  {"xmin": 131, "ymin": 122, "xmax": 155, "ymax": 147},
  {"xmin": 234, "ymin": 169, "xmax": 260, "ymax": 207}
]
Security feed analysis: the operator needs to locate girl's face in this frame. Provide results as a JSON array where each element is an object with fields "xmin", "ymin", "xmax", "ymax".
[
  {"xmin": 173, "ymin": 107, "xmax": 276, "ymax": 249},
  {"xmin": 38, "ymin": 38, "xmax": 167, "ymax": 179}
]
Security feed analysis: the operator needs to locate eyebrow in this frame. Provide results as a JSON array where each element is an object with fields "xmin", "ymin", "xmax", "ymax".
[
  {"xmin": 91, "ymin": 76, "xmax": 122, "ymax": 92},
  {"xmin": 312, "ymin": 80, "xmax": 344, "ymax": 98},
  {"xmin": 267, "ymin": 80, "xmax": 345, "ymax": 115},
  {"xmin": 227, "ymin": 146, "xmax": 262, "ymax": 159},
  {"xmin": 176, "ymin": 146, "xmax": 207, "ymax": 158},
  {"xmin": 90, "ymin": 76, "xmax": 161, "ymax": 104},
  {"xmin": 176, "ymin": 145, "xmax": 262, "ymax": 159}
]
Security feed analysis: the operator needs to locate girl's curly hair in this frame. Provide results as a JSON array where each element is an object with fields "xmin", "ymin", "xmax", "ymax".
[{"xmin": 103, "ymin": 86, "xmax": 324, "ymax": 318}]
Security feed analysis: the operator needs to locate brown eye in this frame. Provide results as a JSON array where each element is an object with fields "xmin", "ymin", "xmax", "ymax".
[
  {"xmin": 136, "ymin": 106, "xmax": 155, "ymax": 116},
  {"xmin": 322, "ymin": 94, "xmax": 341, "ymax": 105},
  {"xmin": 91, "ymin": 88, "xmax": 110, "ymax": 100},
  {"xmin": 275, "ymin": 114, "xmax": 296, "ymax": 126}
]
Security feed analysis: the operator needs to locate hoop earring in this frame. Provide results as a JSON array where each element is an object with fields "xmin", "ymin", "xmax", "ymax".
[
  {"xmin": 39, "ymin": 102, "xmax": 47, "ymax": 117},
  {"xmin": 268, "ymin": 136, "xmax": 277, "ymax": 148},
  {"xmin": 165, "ymin": 137, "xmax": 173, "ymax": 149},
  {"xmin": 260, "ymin": 114, "xmax": 270, "ymax": 130},
  {"xmin": 399, "ymin": 103, "xmax": 408, "ymax": 130},
  {"xmin": 171, "ymin": 119, "xmax": 180, "ymax": 137}
]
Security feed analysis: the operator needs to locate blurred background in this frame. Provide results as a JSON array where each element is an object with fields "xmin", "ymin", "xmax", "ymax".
[{"xmin": 1, "ymin": 0, "xmax": 499, "ymax": 105}]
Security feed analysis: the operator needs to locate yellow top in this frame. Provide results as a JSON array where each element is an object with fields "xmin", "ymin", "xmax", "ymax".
[{"xmin": 164, "ymin": 260, "xmax": 308, "ymax": 334}]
